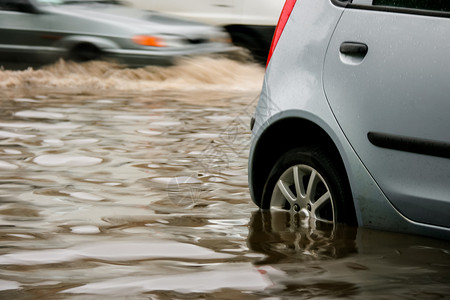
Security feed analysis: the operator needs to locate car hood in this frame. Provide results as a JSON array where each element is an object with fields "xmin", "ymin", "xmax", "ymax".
[{"xmin": 43, "ymin": 2, "xmax": 223, "ymax": 36}]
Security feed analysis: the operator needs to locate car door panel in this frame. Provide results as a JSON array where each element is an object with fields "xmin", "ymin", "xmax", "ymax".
[
  {"xmin": 0, "ymin": 9, "xmax": 58, "ymax": 63},
  {"xmin": 323, "ymin": 8, "xmax": 450, "ymax": 228}
]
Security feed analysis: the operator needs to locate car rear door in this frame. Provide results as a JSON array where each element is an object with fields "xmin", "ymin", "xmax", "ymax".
[
  {"xmin": 0, "ymin": 1, "xmax": 56, "ymax": 63},
  {"xmin": 323, "ymin": 0, "xmax": 450, "ymax": 228}
]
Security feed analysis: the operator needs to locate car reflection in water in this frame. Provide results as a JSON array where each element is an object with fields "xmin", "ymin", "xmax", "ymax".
[
  {"xmin": 247, "ymin": 210, "xmax": 450, "ymax": 299},
  {"xmin": 248, "ymin": 210, "xmax": 358, "ymax": 265},
  {"xmin": 0, "ymin": 0, "xmax": 237, "ymax": 69}
]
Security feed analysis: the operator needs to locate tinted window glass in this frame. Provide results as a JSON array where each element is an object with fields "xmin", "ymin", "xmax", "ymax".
[
  {"xmin": 0, "ymin": 0, "xmax": 33, "ymax": 11},
  {"xmin": 0, "ymin": 0, "xmax": 17, "ymax": 10},
  {"xmin": 373, "ymin": 0, "xmax": 450, "ymax": 12}
]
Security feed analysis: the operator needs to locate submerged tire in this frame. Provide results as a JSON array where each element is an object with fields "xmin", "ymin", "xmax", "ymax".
[{"xmin": 261, "ymin": 146, "xmax": 356, "ymax": 226}]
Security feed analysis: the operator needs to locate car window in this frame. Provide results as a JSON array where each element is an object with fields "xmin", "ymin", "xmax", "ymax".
[
  {"xmin": 0, "ymin": 0, "xmax": 60, "ymax": 11},
  {"xmin": 0, "ymin": 0, "xmax": 28, "ymax": 11},
  {"xmin": 35, "ymin": 0, "xmax": 64, "ymax": 4},
  {"xmin": 372, "ymin": 0, "xmax": 450, "ymax": 12}
]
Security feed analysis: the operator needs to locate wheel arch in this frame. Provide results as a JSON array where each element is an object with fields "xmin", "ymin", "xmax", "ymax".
[
  {"xmin": 249, "ymin": 115, "xmax": 351, "ymax": 209},
  {"xmin": 55, "ymin": 35, "xmax": 120, "ymax": 58}
]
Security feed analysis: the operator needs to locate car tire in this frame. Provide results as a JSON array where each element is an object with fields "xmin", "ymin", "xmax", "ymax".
[
  {"xmin": 70, "ymin": 43, "xmax": 101, "ymax": 62},
  {"xmin": 261, "ymin": 146, "xmax": 356, "ymax": 226}
]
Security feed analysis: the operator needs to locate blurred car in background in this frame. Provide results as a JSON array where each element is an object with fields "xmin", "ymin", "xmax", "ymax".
[
  {"xmin": 0, "ymin": 0, "xmax": 236, "ymax": 69},
  {"xmin": 125, "ymin": 0, "xmax": 285, "ymax": 63}
]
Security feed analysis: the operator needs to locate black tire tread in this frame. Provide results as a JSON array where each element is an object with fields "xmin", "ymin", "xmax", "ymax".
[{"xmin": 261, "ymin": 145, "xmax": 357, "ymax": 225}]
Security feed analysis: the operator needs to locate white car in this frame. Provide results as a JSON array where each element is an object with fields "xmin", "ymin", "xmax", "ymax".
[
  {"xmin": 125, "ymin": 0, "xmax": 285, "ymax": 63},
  {"xmin": 0, "ymin": 0, "xmax": 236, "ymax": 68}
]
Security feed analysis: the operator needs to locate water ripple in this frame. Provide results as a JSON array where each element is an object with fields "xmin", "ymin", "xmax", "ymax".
[{"xmin": 33, "ymin": 154, "xmax": 102, "ymax": 167}]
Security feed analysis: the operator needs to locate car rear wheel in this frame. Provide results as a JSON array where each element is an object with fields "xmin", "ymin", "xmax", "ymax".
[{"xmin": 261, "ymin": 146, "xmax": 356, "ymax": 226}]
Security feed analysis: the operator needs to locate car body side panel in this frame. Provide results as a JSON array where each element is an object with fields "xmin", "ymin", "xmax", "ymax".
[
  {"xmin": 0, "ymin": 10, "xmax": 61, "ymax": 61},
  {"xmin": 323, "ymin": 8, "xmax": 450, "ymax": 228},
  {"xmin": 0, "ymin": 11, "xmax": 44, "ymax": 46},
  {"xmin": 250, "ymin": 0, "xmax": 382, "ymax": 228}
]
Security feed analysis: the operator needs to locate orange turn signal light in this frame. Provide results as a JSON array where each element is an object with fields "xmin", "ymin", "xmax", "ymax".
[{"xmin": 132, "ymin": 35, "xmax": 166, "ymax": 47}]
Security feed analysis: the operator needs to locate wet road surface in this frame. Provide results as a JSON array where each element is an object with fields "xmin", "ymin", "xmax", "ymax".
[{"xmin": 0, "ymin": 58, "xmax": 449, "ymax": 299}]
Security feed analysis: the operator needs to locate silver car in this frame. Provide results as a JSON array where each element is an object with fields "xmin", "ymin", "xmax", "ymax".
[
  {"xmin": 0, "ymin": 0, "xmax": 235, "ymax": 68},
  {"xmin": 249, "ymin": 0, "xmax": 450, "ymax": 240}
]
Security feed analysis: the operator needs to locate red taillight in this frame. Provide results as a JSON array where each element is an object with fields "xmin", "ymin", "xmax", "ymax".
[{"xmin": 267, "ymin": 0, "xmax": 298, "ymax": 67}]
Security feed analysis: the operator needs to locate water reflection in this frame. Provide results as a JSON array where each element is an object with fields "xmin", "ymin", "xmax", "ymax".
[
  {"xmin": 248, "ymin": 211, "xmax": 357, "ymax": 265},
  {"xmin": 248, "ymin": 210, "xmax": 450, "ymax": 299}
]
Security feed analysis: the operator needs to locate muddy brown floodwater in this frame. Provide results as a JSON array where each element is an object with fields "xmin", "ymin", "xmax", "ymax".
[{"xmin": 0, "ymin": 57, "xmax": 449, "ymax": 299}]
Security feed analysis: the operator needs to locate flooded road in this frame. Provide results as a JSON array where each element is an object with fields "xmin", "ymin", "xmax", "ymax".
[{"xmin": 0, "ymin": 57, "xmax": 449, "ymax": 299}]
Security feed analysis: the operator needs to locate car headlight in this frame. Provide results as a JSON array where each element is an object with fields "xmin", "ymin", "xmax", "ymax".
[{"xmin": 132, "ymin": 35, "xmax": 186, "ymax": 48}]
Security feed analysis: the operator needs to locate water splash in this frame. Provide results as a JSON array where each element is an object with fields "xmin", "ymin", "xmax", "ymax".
[{"xmin": 0, "ymin": 57, "xmax": 264, "ymax": 92}]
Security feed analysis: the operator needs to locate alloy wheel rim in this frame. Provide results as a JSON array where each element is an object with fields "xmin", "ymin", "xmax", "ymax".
[{"xmin": 270, "ymin": 164, "xmax": 335, "ymax": 225}]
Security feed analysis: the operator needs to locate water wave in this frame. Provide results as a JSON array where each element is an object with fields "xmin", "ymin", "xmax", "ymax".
[{"xmin": 0, "ymin": 57, "xmax": 264, "ymax": 92}]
